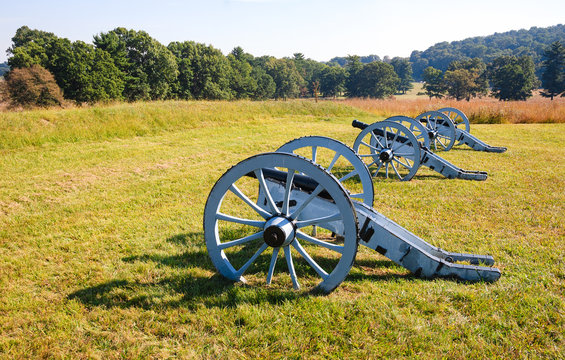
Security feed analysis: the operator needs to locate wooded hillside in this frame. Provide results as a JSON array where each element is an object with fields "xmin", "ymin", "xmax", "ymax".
[{"xmin": 409, "ymin": 24, "xmax": 565, "ymax": 79}]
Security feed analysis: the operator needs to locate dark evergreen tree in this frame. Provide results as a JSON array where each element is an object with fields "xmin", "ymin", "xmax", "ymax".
[
  {"xmin": 488, "ymin": 55, "xmax": 538, "ymax": 101},
  {"xmin": 390, "ymin": 57, "xmax": 414, "ymax": 94},
  {"xmin": 228, "ymin": 47, "xmax": 257, "ymax": 99},
  {"xmin": 344, "ymin": 55, "xmax": 364, "ymax": 97},
  {"xmin": 540, "ymin": 41, "xmax": 565, "ymax": 100}
]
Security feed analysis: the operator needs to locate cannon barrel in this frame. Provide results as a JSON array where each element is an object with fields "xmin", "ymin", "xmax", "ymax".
[{"xmin": 352, "ymin": 119, "xmax": 369, "ymax": 130}]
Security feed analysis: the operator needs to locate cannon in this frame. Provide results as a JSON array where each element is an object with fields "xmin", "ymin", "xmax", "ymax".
[
  {"xmin": 416, "ymin": 108, "xmax": 507, "ymax": 153},
  {"xmin": 203, "ymin": 152, "xmax": 501, "ymax": 293},
  {"xmin": 351, "ymin": 120, "xmax": 488, "ymax": 181}
]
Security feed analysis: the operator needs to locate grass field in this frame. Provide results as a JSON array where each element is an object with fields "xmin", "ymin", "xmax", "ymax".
[{"xmin": 0, "ymin": 100, "xmax": 564, "ymax": 358}]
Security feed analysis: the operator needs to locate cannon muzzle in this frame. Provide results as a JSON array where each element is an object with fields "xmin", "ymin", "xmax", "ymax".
[{"xmin": 352, "ymin": 119, "xmax": 369, "ymax": 130}]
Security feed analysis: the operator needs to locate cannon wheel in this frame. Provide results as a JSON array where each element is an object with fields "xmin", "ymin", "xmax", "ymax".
[
  {"xmin": 438, "ymin": 107, "xmax": 471, "ymax": 146},
  {"xmin": 203, "ymin": 152, "xmax": 359, "ymax": 293},
  {"xmin": 385, "ymin": 116, "xmax": 431, "ymax": 148},
  {"xmin": 277, "ymin": 136, "xmax": 374, "ymax": 207},
  {"xmin": 416, "ymin": 111, "xmax": 456, "ymax": 151},
  {"xmin": 352, "ymin": 120, "xmax": 421, "ymax": 181}
]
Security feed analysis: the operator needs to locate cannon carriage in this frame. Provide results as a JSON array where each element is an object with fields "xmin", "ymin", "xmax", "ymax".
[
  {"xmin": 203, "ymin": 107, "xmax": 505, "ymax": 292},
  {"xmin": 204, "ymin": 150, "xmax": 501, "ymax": 293}
]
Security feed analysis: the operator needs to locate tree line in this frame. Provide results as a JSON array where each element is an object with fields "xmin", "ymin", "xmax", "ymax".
[
  {"xmin": 421, "ymin": 41, "xmax": 565, "ymax": 101},
  {"xmin": 1, "ymin": 26, "xmax": 564, "ymax": 108},
  {"xmin": 410, "ymin": 24, "xmax": 565, "ymax": 80}
]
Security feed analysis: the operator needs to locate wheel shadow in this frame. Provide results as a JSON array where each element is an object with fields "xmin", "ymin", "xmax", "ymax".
[
  {"xmin": 67, "ymin": 232, "xmax": 417, "ymax": 310},
  {"xmin": 67, "ymin": 232, "xmax": 305, "ymax": 310}
]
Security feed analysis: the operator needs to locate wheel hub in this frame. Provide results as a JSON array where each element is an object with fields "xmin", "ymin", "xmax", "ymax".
[
  {"xmin": 263, "ymin": 216, "xmax": 295, "ymax": 247},
  {"xmin": 379, "ymin": 149, "xmax": 394, "ymax": 162},
  {"xmin": 428, "ymin": 130, "xmax": 438, "ymax": 140}
]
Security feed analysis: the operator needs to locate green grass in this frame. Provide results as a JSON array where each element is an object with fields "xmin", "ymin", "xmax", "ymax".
[{"xmin": 0, "ymin": 101, "xmax": 563, "ymax": 358}]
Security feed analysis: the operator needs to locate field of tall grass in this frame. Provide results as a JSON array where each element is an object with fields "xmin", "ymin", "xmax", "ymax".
[
  {"xmin": 342, "ymin": 96, "xmax": 565, "ymax": 124},
  {"xmin": 0, "ymin": 100, "xmax": 563, "ymax": 358}
]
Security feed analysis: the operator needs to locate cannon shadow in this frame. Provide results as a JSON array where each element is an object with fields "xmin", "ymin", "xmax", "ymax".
[{"xmin": 68, "ymin": 232, "xmax": 415, "ymax": 310}]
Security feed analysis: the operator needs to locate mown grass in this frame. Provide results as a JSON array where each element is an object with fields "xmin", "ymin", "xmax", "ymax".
[{"xmin": 0, "ymin": 100, "xmax": 563, "ymax": 358}]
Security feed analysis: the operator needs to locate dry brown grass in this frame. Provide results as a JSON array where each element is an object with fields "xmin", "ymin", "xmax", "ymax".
[{"xmin": 340, "ymin": 96, "xmax": 565, "ymax": 124}]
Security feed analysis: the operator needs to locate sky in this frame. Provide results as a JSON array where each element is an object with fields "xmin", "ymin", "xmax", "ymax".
[{"xmin": 1, "ymin": 0, "xmax": 564, "ymax": 63}]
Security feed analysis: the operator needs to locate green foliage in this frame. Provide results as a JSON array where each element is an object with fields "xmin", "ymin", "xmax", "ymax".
[
  {"xmin": 3, "ymin": 64, "xmax": 63, "ymax": 107},
  {"xmin": 353, "ymin": 62, "xmax": 399, "ymax": 98},
  {"xmin": 422, "ymin": 66, "xmax": 446, "ymax": 99},
  {"xmin": 444, "ymin": 58, "xmax": 488, "ymax": 101},
  {"xmin": 94, "ymin": 28, "xmax": 178, "ymax": 101},
  {"xmin": 390, "ymin": 57, "xmax": 414, "ymax": 94},
  {"xmin": 540, "ymin": 41, "xmax": 565, "ymax": 100},
  {"xmin": 6, "ymin": 25, "xmax": 562, "ymax": 103},
  {"xmin": 488, "ymin": 55, "xmax": 539, "ymax": 101},
  {"xmin": 329, "ymin": 54, "xmax": 381, "ymax": 67},
  {"xmin": 443, "ymin": 69, "xmax": 477, "ymax": 101},
  {"xmin": 265, "ymin": 58, "xmax": 303, "ymax": 99},
  {"xmin": 410, "ymin": 24, "xmax": 565, "ymax": 80},
  {"xmin": 250, "ymin": 66, "xmax": 276, "ymax": 100},
  {"xmin": 167, "ymin": 41, "xmax": 233, "ymax": 100},
  {"xmin": 8, "ymin": 27, "xmax": 125, "ymax": 103},
  {"xmin": 55, "ymin": 41, "xmax": 124, "ymax": 103},
  {"xmin": 319, "ymin": 65, "xmax": 347, "ymax": 98},
  {"xmin": 291, "ymin": 54, "xmax": 327, "ymax": 97},
  {"xmin": 344, "ymin": 55, "xmax": 365, "ymax": 97},
  {"xmin": 228, "ymin": 47, "xmax": 258, "ymax": 99}
]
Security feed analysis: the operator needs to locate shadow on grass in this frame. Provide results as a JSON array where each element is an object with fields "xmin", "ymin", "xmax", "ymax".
[
  {"xmin": 68, "ymin": 232, "xmax": 307, "ymax": 310},
  {"xmin": 371, "ymin": 172, "xmax": 447, "ymax": 181},
  {"xmin": 68, "ymin": 232, "xmax": 416, "ymax": 310}
]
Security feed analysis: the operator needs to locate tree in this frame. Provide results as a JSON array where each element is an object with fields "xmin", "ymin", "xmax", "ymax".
[
  {"xmin": 422, "ymin": 66, "xmax": 445, "ymax": 99},
  {"xmin": 540, "ymin": 41, "xmax": 565, "ymax": 100},
  {"xmin": 167, "ymin": 41, "xmax": 233, "ymax": 100},
  {"xmin": 3, "ymin": 65, "xmax": 63, "ymax": 108},
  {"xmin": 265, "ymin": 58, "xmax": 303, "ymax": 99},
  {"xmin": 488, "ymin": 55, "xmax": 538, "ymax": 101},
  {"xmin": 319, "ymin": 65, "xmax": 346, "ymax": 98},
  {"xmin": 444, "ymin": 58, "xmax": 488, "ymax": 100},
  {"xmin": 390, "ymin": 57, "xmax": 414, "ymax": 94},
  {"xmin": 95, "ymin": 28, "xmax": 178, "ymax": 101},
  {"xmin": 228, "ymin": 47, "xmax": 257, "ymax": 99},
  {"xmin": 355, "ymin": 62, "xmax": 400, "ymax": 98},
  {"xmin": 250, "ymin": 66, "xmax": 275, "ymax": 100},
  {"xmin": 443, "ymin": 69, "xmax": 477, "ymax": 101},
  {"xmin": 50, "ymin": 41, "xmax": 124, "ymax": 103},
  {"xmin": 8, "ymin": 27, "xmax": 124, "ymax": 103},
  {"xmin": 344, "ymin": 55, "xmax": 364, "ymax": 97}
]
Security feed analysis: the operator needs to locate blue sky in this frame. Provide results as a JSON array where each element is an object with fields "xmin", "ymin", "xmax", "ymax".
[{"xmin": 1, "ymin": 0, "xmax": 564, "ymax": 63}]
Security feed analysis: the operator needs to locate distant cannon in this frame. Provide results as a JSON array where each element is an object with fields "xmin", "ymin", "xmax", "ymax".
[
  {"xmin": 416, "ymin": 108, "xmax": 507, "ymax": 153},
  {"xmin": 351, "ymin": 120, "xmax": 487, "ymax": 181}
]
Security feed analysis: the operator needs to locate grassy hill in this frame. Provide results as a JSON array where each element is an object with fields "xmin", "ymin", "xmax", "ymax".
[{"xmin": 0, "ymin": 100, "xmax": 563, "ymax": 358}]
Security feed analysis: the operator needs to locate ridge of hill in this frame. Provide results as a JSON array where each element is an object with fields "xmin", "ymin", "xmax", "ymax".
[
  {"xmin": 410, "ymin": 24, "xmax": 565, "ymax": 79},
  {"xmin": 327, "ymin": 24, "xmax": 564, "ymax": 80}
]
